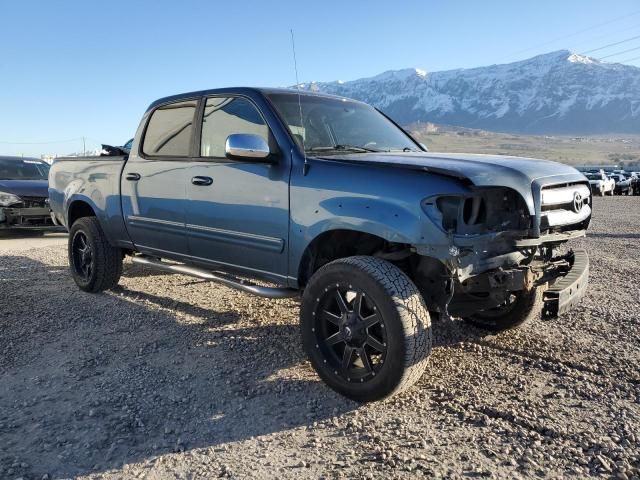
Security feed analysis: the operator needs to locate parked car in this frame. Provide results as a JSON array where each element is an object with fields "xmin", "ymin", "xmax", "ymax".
[
  {"xmin": 609, "ymin": 174, "xmax": 633, "ymax": 195},
  {"xmin": 584, "ymin": 171, "xmax": 615, "ymax": 196},
  {"xmin": 631, "ymin": 173, "xmax": 640, "ymax": 196},
  {"xmin": 49, "ymin": 88, "xmax": 591, "ymax": 402},
  {"xmin": 0, "ymin": 156, "xmax": 62, "ymax": 232}
]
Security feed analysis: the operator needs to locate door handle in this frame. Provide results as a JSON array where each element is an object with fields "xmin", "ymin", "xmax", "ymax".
[
  {"xmin": 191, "ymin": 176, "xmax": 213, "ymax": 186},
  {"xmin": 125, "ymin": 172, "xmax": 141, "ymax": 181}
]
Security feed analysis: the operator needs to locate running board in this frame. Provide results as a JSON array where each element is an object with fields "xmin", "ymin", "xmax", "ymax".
[{"xmin": 130, "ymin": 256, "xmax": 299, "ymax": 299}]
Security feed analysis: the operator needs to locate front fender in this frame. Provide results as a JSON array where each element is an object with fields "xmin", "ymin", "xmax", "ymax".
[
  {"xmin": 302, "ymin": 196, "xmax": 420, "ymax": 245},
  {"xmin": 287, "ymin": 157, "xmax": 471, "ymax": 285}
]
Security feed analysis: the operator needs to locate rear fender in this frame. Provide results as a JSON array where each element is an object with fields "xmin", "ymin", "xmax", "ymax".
[{"xmin": 64, "ymin": 193, "xmax": 126, "ymax": 247}]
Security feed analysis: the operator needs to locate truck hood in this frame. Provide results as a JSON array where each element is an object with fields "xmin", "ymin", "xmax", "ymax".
[
  {"xmin": 0, "ymin": 179, "xmax": 49, "ymax": 198},
  {"xmin": 317, "ymin": 151, "xmax": 588, "ymax": 215}
]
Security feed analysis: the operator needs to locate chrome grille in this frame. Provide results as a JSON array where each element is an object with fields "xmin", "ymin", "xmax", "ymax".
[{"xmin": 540, "ymin": 183, "xmax": 591, "ymax": 230}]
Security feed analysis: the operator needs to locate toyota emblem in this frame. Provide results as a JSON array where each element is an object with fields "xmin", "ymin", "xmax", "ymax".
[{"xmin": 573, "ymin": 192, "xmax": 583, "ymax": 213}]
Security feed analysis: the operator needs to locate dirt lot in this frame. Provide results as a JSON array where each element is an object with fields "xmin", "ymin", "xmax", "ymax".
[{"xmin": 1, "ymin": 197, "xmax": 639, "ymax": 480}]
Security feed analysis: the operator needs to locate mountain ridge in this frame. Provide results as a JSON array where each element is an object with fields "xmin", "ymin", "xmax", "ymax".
[{"xmin": 299, "ymin": 50, "xmax": 640, "ymax": 134}]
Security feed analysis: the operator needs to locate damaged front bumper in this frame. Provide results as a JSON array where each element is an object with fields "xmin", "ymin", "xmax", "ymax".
[
  {"xmin": 541, "ymin": 249, "xmax": 589, "ymax": 319},
  {"xmin": 444, "ymin": 248, "xmax": 589, "ymax": 319},
  {"xmin": 0, "ymin": 206, "xmax": 64, "ymax": 231}
]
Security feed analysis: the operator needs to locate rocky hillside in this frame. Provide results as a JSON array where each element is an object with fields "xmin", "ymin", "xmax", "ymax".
[{"xmin": 301, "ymin": 50, "xmax": 640, "ymax": 134}]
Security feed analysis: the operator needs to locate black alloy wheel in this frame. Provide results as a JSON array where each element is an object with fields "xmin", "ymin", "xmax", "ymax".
[
  {"xmin": 71, "ymin": 231, "xmax": 94, "ymax": 281},
  {"xmin": 68, "ymin": 216, "xmax": 123, "ymax": 292},
  {"xmin": 312, "ymin": 284, "xmax": 387, "ymax": 383},
  {"xmin": 301, "ymin": 256, "xmax": 432, "ymax": 402}
]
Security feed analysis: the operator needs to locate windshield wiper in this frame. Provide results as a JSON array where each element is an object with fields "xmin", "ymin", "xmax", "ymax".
[
  {"xmin": 387, "ymin": 147, "xmax": 420, "ymax": 152},
  {"xmin": 306, "ymin": 144, "xmax": 384, "ymax": 153}
]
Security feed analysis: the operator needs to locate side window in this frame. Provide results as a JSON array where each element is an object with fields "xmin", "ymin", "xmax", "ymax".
[
  {"xmin": 201, "ymin": 97, "xmax": 269, "ymax": 158},
  {"xmin": 142, "ymin": 100, "xmax": 197, "ymax": 157}
]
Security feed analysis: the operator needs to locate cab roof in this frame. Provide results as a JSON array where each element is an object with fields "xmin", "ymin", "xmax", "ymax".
[{"xmin": 146, "ymin": 87, "xmax": 360, "ymax": 112}]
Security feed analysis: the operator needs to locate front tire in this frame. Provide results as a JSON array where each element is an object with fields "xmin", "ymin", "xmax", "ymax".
[
  {"xmin": 463, "ymin": 287, "xmax": 544, "ymax": 332},
  {"xmin": 300, "ymin": 256, "xmax": 432, "ymax": 402},
  {"xmin": 68, "ymin": 217, "xmax": 123, "ymax": 292}
]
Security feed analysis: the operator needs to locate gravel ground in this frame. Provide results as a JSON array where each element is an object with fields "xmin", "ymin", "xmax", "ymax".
[{"xmin": 1, "ymin": 196, "xmax": 639, "ymax": 480}]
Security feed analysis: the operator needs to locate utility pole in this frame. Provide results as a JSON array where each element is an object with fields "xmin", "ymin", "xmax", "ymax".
[{"xmin": 82, "ymin": 136, "xmax": 86, "ymax": 156}]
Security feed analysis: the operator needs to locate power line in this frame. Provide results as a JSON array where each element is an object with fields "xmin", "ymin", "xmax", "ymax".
[
  {"xmin": 507, "ymin": 9, "xmax": 640, "ymax": 57},
  {"xmin": 570, "ymin": 23, "xmax": 640, "ymax": 51},
  {"xmin": 581, "ymin": 34, "xmax": 640, "ymax": 54},
  {"xmin": 618, "ymin": 54, "xmax": 640, "ymax": 63},
  {"xmin": 599, "ymin": 44, "xmax": 640, "ymax": 60}
]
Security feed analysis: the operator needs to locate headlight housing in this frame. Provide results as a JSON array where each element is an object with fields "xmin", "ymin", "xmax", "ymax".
[
  {"xmin": 422, "ymin": 187, "xmax": 531, "ymax": 235},
  {"xmin": 0, "ymin": 191, "xmax": 22, "ymax": 207}
]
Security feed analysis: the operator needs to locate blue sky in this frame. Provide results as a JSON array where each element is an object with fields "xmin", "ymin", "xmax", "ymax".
[{"xmin": 2, "ymin": 0, "xmax": 640, "ymax": 156}]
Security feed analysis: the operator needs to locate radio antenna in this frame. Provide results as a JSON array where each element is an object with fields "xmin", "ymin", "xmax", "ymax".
[{"xmin": 290, "ymin": 29, "xmax": 309, "ymax": 175}]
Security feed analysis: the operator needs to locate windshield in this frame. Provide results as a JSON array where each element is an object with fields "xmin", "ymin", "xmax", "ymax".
[
  {"xmin": 0, "ymin": 159, "xmax": 49, "ymax": 180},
  {"xmin": 585, "ymin": 173, "xmax": 601, "ymax": 180},
  {"xmin": 267, "ymin": 93, "xmax": 420, "ymax": 154}
]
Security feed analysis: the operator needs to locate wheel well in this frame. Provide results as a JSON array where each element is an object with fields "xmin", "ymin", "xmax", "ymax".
[
  {"xmin": 67, "ymin": 201, "xmax": 96, "ymax": 227},
  {"xmin": 297, "ymin": 229, "xmax": 412, "ymax": 287}
]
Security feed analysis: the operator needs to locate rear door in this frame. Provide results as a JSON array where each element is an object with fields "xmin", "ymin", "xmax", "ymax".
[
  {"xmin": 120, "ymin": 99, "xmax": 197, "ymax": 259},
  {"xmin": 184, "ymin": 95, "xmax": 290, "ymax": 283}
]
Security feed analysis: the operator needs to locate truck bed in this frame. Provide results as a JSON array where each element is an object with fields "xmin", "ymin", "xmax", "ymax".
[{"xmin": 48, "ymin": 155, "xmax": 129, "ymax": 240}]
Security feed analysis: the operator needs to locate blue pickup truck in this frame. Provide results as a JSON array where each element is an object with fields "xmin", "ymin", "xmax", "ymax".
[{"xmin": 49, "ymin": 88, "xmax": 591, "ymax": 402}]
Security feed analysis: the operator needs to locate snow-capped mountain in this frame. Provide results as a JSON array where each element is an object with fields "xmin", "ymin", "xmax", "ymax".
[{"xmin": 300, "ymin": 50, "xmax": 640, "ymax": 134}]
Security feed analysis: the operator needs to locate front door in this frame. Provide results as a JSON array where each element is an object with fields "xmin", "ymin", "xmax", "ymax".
[
  {"xmin": 185, "ymin": 96, "xmax": 290, "ymax": 283},
  {"xmin": 120, "ymin": 99, "xmax": 197, "ymax": 259}
]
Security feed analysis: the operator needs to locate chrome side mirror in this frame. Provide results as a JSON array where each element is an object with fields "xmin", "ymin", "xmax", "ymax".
[{"xmin": 225, "ymin": 134, "xmax": 272, "ymax": 161}]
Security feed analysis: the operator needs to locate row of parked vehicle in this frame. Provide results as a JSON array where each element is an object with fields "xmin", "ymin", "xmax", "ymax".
[{"xmin": 581, "ymin": 168, "xmax": 640, "ymax": 196}]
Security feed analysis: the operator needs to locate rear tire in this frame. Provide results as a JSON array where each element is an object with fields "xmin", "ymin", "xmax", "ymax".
[
  {"xmin": 462, "ymin": 287, "xmax": 544, "ymax": 332},
  {"xmin": 300, "ymin": 256, "xmax": 432, "ymax": 402},
  {"xmin": 68, "ymin": 217, "xmax": 123, "ymax": 292}
]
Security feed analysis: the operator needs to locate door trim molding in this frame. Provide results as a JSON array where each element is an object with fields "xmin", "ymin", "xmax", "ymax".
[{"xmin": 186, "ymin": 223, "xmax": 285, "ymax": 253}]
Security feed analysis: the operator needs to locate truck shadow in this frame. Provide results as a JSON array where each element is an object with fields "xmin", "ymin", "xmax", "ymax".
[
  {"xmin": 0, "ymin": 255, "xmax": 496, "ymax": 478},
  {"xmin": 0, "ymin": 255, "xmax": 356, "ymax": 479}
]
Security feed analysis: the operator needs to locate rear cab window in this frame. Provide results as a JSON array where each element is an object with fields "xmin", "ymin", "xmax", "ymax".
[{"xmin": 142, "ymin": 100, "xmax": 198, "ymax": 157}]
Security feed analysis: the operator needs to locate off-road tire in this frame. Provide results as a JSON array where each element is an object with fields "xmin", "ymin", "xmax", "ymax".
[
  {"xmin": 463, "ymin": 286, "xmax": 544, "ymax": 332},
  {"xmin": 300, "ymin": 256, "xmax": 432, "ymax": 402},
  {"xmin": 68, "ymin": 217, "xmax": 123, "ymax": 292}
]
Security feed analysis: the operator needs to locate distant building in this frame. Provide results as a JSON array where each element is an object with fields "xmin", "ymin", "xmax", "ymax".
[{"xmin": 41, "ymin": 149, "xmax": 100, "ymax": 163}]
